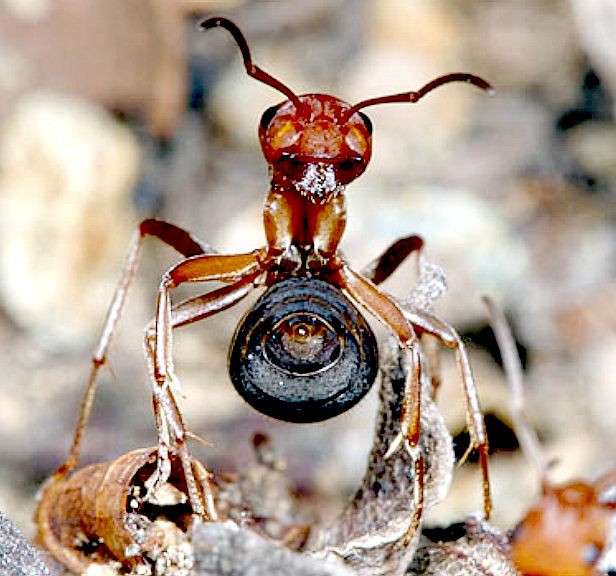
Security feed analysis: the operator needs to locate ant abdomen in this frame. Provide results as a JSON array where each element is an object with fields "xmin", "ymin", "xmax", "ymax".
[{"xmin": 229, "ymin": 278, "xmax": 378, "ymax": 423}]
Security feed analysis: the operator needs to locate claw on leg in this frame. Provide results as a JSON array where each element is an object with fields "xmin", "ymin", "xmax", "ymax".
[
  {"xmin": 384, "ymin": 431, "xmax": 405, "ymax": 460},
  {"xmin": 143, "ymin": 444, "xmax": 172, "ymax": 503},
  {"xmin": 402, "ymin": 451, "xmax": 425, "ymax": 546}
]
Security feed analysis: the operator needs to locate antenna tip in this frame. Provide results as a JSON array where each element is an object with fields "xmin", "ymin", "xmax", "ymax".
[
  {"xmin": 198, "ymin": 16, "xmax": 226, "ymax": 31},
  {"xmin": 467, "ymin": 75, "xmax": 495, "ymax": 95}
]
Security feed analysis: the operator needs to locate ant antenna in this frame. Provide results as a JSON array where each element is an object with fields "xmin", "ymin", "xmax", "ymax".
[
  {"xmin": 342, "ymin": 73, "xmax": 493, "ymax": 123},
  {"xmin": 200, "ymin": 17, "xmax": 303, "ymax": 111}
]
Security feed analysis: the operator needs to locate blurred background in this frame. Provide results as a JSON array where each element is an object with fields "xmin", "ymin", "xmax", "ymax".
[{"xmin": 0, "ymin": 0, "xmax": 614, "ymax": 537}]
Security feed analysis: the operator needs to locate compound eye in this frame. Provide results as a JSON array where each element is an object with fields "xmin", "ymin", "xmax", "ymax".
[
  {"xmin": 269, "ymin": 120, "xmax": 300, "ymax": 151},
  {"xmin": 359, "ymin": 112, "xmax": 373, "ymax": 134},
  {"xmin": 260, "ymin": 104, "xmax": 279, "ymax": 129}
]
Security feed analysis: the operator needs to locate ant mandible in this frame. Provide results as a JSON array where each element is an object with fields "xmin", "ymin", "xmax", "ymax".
[{"xmin": 55, "ymin": 17, "xmax": 493, "ymax": 540}]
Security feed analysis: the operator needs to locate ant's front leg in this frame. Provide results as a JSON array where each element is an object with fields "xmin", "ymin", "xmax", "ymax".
[
  {"xmin": 306, "ymin": 194, "xmax": 347, "ymax": 273},
  {"xmin": 263, "ymin": 191, "xmax": 303, "ymax": 273},
  {"xmin": 148, "ymin": 252, "xmax": 266, "ymax": 517},
  {"xmin": 331, "ymin": 264, "xmax": 426, "ymax": 543},
  {"xmin": 404, "ymin": 307, "xmax": 492, "ymax": 520},
  {"xmin": 56, "ymin": 218, "xmax": 215, "ymax": 478}
]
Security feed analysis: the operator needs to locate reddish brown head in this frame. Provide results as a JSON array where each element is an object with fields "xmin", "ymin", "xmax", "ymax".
[
  {"xmin": 258, "ymin": 94, "xmax": 372, "ymax": 203},
  {"xmin": 200, "ymin": 17, "xmax": 492, "ymax": 204},
  {"xmin": 512, "ymin": 482, "xmax": 614, "ymax": 576}
]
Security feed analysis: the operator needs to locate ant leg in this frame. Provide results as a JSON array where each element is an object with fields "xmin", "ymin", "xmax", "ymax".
[
  {"xmin": 144, "ymin": 267, "xmax": 263, "ymax": 390},
  {"xmin": 333, "ymin": 265, "xmax": 415, "ymax": 344},
  {"xmin": 362, "ymin": 235, "xmax": 424, "ymax": 285},
  {"xmin": 403, "ymin": 307, "xmax": 492, "ymax": 519},
  {"xmin": 56, "ymin": 219, "xmax": 216, "ymax": 478},
  {"xmin": 153, "ymin": 251, "xmax": 264, "ymax": 414},
  {"xmin": 332, "ymin": 265, "xmax": 426, "ymax": 543},
  {"xmin": 143, "ymin": 272, "xmax": 263, "ymax": 519},
  {"xmin": 363, "ymin": 235, "xmax": 450, "ymax": 397},
  {"xmin": 163, "ymin": 272, "xmax": 261, "ymax": 329},
  {"xmin": 148, "ymin": 255, "xmax": 266, "ymax": 516},
  {"xmin": 361, "ymin": 233, "xmax": 451, "ymax": 395},
  {"xmin": 138, "ymin": 276, "xmax": 258, "ymax": 506},
  {"xmin": 142, "ymin": 349, "xmax": 215, "ymax": 520},
  {"xmin": 154, "ymin": 251, "xmax": 265, "ymax": 397}
]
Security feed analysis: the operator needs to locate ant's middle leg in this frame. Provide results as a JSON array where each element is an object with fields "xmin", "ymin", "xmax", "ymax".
[
  {"xmin": 361, "ymin": 233, "xmax": 451, "ymax": 394},
  {"xmin": 361, "ymin": 235, "xmax": 424, "ymax": 285},
  {"xmin": 56, "ymin": 218, "xmax": 216, "ymax": 478},
  {"xmin": 152, "ymin": 251, "xmax": 265, "ymax": 403}
]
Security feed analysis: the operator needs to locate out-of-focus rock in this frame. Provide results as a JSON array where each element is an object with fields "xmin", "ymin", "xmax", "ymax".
[
  {"xmin": 570, "ymin": 0, "xmax": 616, "ymax": 117},
  {"xmin": 0, "ymin": 92, "xmax": 139, "ymax": 350},
  {"xmin": 368, "ymin": 0, "xmax": 461, "ymax": 63},
  {"xmin": 340, "ymin": 0, "xmax": 480, "ymax": 181},
  {"xmin": 441, "ymin": 94, "xmax": 556, "ymax": 194},
  {"xmin": 0, "ymin": 509, "xmax": 56, "ymax": 576},
  {"xmin": 565, "ymin": 122, "xmax": 616, "ymax": 190},
  {"xmin": 466, "ymin": 0, "xmax": 580, "ymax": 106},
  {"xmin": 585, "ymin": 337, "xmax": 616, "ymax": 445},
  {"xmin": 506, "ymin": 178, "xmax": 616, "ymax": 351},
  {"xmin": 0, "ymin": 0, "xmax": 248, "ymax": 136},
  {"xmin": 0, "ymin": 0, "xmax": 184, "ymax": 137}
]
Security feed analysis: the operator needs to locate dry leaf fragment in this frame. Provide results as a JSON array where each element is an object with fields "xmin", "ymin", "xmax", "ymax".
[
  {"xmin": 35, "ymin": 447, "xmax": 208, "ymax": 574},
  {"xmin": 408, "ymin": 518, "xmax": 518, "ymax": 576}
]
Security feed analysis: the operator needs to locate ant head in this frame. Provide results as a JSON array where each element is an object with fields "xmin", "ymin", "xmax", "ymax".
[
  {"xmin": 512, "ymin": 482, "xmax": 611, "ymax": 576},
  {"xmin": 200, "ymin": 17, "xmax": 493, "ymax": 204},
  {"xmin": 257, "ymin": 95, "xmax": 373, "ymax": 204}
]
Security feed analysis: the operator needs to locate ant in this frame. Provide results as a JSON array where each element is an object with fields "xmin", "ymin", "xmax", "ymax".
[
  {"xmin": 484, "ymin": 297, "xmax": 616, "ymax": 576},
  {"xmin": 54, "ymin": 16, "xmax": 493, "ymax": 543}
]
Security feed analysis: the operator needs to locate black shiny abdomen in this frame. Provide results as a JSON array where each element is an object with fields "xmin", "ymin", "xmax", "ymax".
[{"xmin": 228, "ymin": 277, "xmax": 379, "ymax": 423}]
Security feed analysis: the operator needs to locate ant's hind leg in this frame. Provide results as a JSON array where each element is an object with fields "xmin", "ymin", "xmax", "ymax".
[
  {"xmin": 56, "ymin": 218, "xmax": 215, "ymax": 478},
  {"xmin": 404, "ymin": 308, "xmax": 492, "ymax": 519},
  {"xmin": 332, "ymin": 264, "xmax": 427, "ymax": 543}
]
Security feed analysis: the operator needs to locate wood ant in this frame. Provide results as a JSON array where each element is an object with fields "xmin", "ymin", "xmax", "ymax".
[
  {"xmin": 53, "ymin": 16, "xmax": 493, "ymax": 544},
  {"xmin": 484, "ymin": 297, "xmax": 616, "ymax": 576}
]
